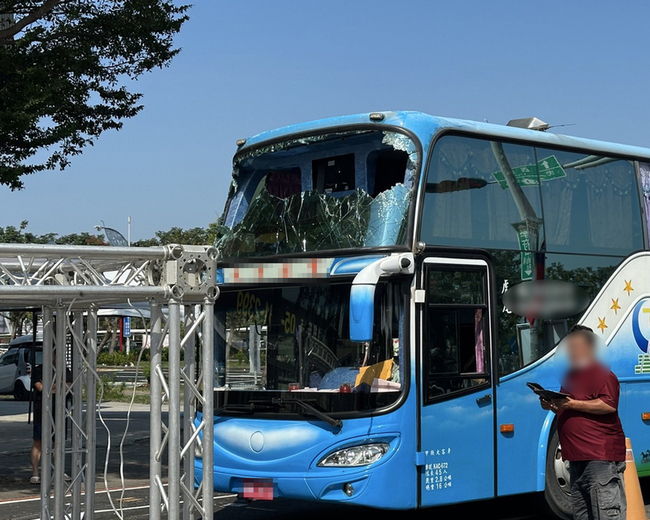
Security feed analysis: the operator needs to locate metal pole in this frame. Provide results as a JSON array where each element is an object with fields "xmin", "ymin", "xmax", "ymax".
[
  {"xmin": 202, "ymin": 301, "xmax": 215, "ymax": 518},
  {"xmin": 183, "ymin": 306, "xmax": 196, "ymax": 520},
  {"xmin": 85, "ymin": 306, "xmax": 98, "ymax": 518},
  {"xmin": 149, "ymin": 302, "xmax": 163, "ymax": 520},
  {"xmin": 53, "ymin": 307, "xmax": 67, "ymax": 520},
  {"xmin": 0, "ymin": 285, "xmax": 168, "ymax": 299},
  {"xmin": 29, "ymin": 311, "xmax": 37, "ymax": 424},
  {"xmin": 41, "ymin": 307, "xmax": 54, "ymax": 520},
  {"xmin": 71, "ymin": 312, "xmax": 83, "ymax": 520},
  {"xmin": 127, "ymin": 216, "xmax": 131, "ymax": 247},
  {"xmin": 168, "ymin": 301, "xmax": 182, "ymax": 520},
  {"xmin": 119, "ymin": 318, "xmax": 123, "ymax": 352},
  {"xmin": 0, "ymin": 242, "xmax": 172, "ymax": 260}
]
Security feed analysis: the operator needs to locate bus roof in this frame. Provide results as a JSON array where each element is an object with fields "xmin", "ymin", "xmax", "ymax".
[{"xmin": 237, "ymin": 110, "xmax": 650, "ymax": 162}]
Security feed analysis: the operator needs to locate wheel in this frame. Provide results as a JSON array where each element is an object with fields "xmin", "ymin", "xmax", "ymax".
[
  {"xmin": 13, "ymin": 381, "xmax": 29, "ymax": 401},
  {"xmin": 544, "ymin": 427, "xmax": 572, "ymax": 520}
]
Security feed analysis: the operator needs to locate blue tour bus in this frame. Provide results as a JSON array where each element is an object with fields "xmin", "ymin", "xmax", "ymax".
[{"xmin": 196, "ymin": 111, "xmax": 650, "ymax": 517}]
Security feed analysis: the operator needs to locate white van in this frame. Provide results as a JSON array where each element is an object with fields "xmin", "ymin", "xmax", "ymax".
[{"xmin": 0, "ymin": 335, "xmax": 42, "ymax": 400}]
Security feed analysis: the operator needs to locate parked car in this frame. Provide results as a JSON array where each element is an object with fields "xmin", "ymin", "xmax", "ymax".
[{"xmin": 0, "ymin": 335, "xmax": 42, "ymax": 400}]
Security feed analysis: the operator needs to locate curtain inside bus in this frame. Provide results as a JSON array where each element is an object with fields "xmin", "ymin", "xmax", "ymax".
[{"xmin": 640, "ymin": 162, "xmax": 650, "ymax": 239}]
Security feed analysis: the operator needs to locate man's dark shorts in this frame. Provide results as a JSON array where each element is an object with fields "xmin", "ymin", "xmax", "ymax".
[
  {"xmin": 33, "ymin": 401, "xmax": 42, "ymax": 441},
  {"xmin": 33, "ymin": 421, "xmax": 42, "ymax": 441},
  {"xmin": 570, "ymin": 460, "xmax": 626, "ymax": 520}
]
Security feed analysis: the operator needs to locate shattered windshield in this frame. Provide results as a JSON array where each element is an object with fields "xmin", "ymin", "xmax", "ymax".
[
  {"xmin": 214, "ymin": 282, "xmax": 405, "ymax": 414},
  {"xmin": 216, "ymin": 130, "xmax": 418, "ymax": 259}
]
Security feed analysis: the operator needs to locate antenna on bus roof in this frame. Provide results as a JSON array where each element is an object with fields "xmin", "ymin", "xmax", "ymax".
[
  {"xmin": 547, "ymin": 123, "xmax": 576, "ymax": 130},
  {"xmin": 507, "ymin": 118, "xmax": 576, "ymax": 132}
]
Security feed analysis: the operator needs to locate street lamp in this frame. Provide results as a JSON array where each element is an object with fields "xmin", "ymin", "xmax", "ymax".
[{"xmin": 94, "ymin": 220, "xmax": 129, "ymax": 247}]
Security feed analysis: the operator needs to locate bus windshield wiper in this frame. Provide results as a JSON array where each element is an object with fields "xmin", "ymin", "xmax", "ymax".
[
  {"xmin": 271, "ymin": 398, "xmax": 342, "ymax": 429},
  {"xmin": 218, "ymin": 402, "xmax": 276, "ymax": 414},
  {"xmin": 220, "ymin": 398, "xmax": 342, "ymax": 429}
]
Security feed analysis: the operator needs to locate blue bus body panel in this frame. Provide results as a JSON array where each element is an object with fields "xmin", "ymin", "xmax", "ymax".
[
  {"xmin": 419, "ymin": 390, "xmax": 495, "ymax": 505},
  {"xmin": 607, "ymin": 297, "xmax": 650, "ymax": 476},
  {"xmin": 196, "ymin": 387, "xmax": 419, "ymax": 509},
  {"xmin": 496, "ymin": 356, "xmax": 563, "ymax": 495},
  {"xmin": 237, "ymin": 111, "xmax": 650, "ymax": 165}
]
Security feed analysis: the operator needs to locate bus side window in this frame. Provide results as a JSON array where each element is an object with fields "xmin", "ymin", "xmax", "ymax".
[{"xmin": 425, "ymin": 268, "xmax": 489, "ymax": 402}]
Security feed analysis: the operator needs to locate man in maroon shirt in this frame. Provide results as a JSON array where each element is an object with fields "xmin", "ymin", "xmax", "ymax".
[{"xmin": 540, "ymin": 327, "xmax": 626, "ymax": 520}]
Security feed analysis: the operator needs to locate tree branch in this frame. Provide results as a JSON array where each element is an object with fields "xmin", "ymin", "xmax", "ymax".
[{"xmin": 0, "ymin": 0, "xmax": 62, "ymax": 41}]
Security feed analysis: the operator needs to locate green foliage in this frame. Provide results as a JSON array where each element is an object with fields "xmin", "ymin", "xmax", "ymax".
[
  {"xmin": 97, "ymin": 350, "xmax": 134, "ymax": 366},
  {"xmin": 234, "ymin": 349, "xmax": 249, "ymax": 365},
  {"xmin": 0, "ymin": 219, "xmax": 222, "ymax": 250},
  {"xmin": 96, "ymin": 348, "xmax": 152, "ymax": 365},
  {"xmin": 142, "ymin": 362, "xmax": 151, "ymax": 382},
  {"xmin": 132, "ymin": 225, "xmax": 221, "ymax": 247},
  {"xmin": 0, "ymin": 220, "xmax": 107, "ymax": 245},
  {"xmin": 0, "ymin": 0, "xmax": 190, "ymax": 188},
  {"xmin": 97, "ymin": 373, "xmax": 126, "ymax": 402}
]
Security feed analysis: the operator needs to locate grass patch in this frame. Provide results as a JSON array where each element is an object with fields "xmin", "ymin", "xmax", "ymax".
[{"xmin": 83, "ymin": 374, "xmax": 152, "ymax": 404}]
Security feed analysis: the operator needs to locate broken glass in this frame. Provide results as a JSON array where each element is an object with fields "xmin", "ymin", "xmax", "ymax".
[
  {"xmin": 217, "ymin": 185, "xmax": 411, "ymax": 258},
  {"xmin": 382, "ymin": 131, "xmax": 419, "ymax": 188},
  {"xmin": 217, "ymin": 129, "xmax": 418, "ymax": 259}
]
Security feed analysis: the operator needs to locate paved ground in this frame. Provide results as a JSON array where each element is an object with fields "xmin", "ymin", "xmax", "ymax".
[
  {"xmin": 0, "ymin": 394, "xmax": 647, "ymax": 519},
  {"xmin": 0, "ymin": 396, "xmax": 156, "ymax": 495}
]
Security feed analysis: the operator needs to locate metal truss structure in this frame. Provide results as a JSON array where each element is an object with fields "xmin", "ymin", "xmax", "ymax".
[{"xmin": 0, "ymin": 243, "xmax": 218, "ymax": 520}]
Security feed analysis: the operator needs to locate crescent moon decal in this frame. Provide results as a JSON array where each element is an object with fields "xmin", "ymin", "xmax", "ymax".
[{"xmin": 632, "ymin": 300, "xmax": 649, "ymax": 353}]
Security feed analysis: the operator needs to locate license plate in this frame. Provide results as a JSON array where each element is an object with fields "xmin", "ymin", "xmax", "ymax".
[{"xmin": 242, "ymin": 478, "xmax": 275, "ymax": 501}]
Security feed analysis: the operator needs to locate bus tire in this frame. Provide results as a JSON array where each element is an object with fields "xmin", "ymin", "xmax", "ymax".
[
  {"xmin": 544, "ymin": 427, "xmax": 572, "ymax": 520},
  {"xmin": 13, "ymin": 381, "xmax": 29, "ymax": 401}
]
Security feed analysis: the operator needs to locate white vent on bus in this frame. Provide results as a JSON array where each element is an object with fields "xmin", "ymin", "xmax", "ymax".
[{"xmin": 507, "ymin": 117, "xmax": 550, "ymax": 132}]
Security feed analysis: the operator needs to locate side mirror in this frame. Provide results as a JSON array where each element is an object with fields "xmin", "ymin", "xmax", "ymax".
[
  {"xmin": 349, "ymin": 253, "xmax": 414, "ymax": 342},
  {"xmin": 350, "ymin": 284, "xmax": 376, "ymax": 342}
]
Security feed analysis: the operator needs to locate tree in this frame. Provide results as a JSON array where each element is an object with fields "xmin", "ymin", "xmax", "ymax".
[
  {"xmin": 0, "ymin": 1, "xmax": 189, "ymax": 189},
  {"xmin": 0, "ymin": 220, "xmax": 107, "ymax": 245},
  {"xmin": 1, "ymin": 309, "xmax": 33, "ymax": 339},
  {"xmin": 132, "ymin": 224, "xmax": 222, "ymax": 247}
]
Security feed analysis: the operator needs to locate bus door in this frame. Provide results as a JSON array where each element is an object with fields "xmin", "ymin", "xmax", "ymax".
[{"xmin": 418, "ymin": 257, "xmax": 495, "ymax": 506}]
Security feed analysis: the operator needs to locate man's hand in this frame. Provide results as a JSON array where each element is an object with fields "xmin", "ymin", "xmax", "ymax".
[
  {"xmin": 551, "ymin": 397, "xmax": 616, "ymax": 415},
  {"xmin": 540, "ymin": 398, "xmax": 558, "ymax": 413},
  {"xmin": 552, "ymin": 397, "xmax": 574, "ymax": 410}
]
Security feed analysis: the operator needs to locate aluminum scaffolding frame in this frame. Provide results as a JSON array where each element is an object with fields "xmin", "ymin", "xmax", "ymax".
[{"xmin": 0, "ymin": 243, "xmax": 218, "ymax": 520}]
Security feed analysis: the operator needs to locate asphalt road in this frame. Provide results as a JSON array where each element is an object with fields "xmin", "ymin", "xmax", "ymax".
[{"xmin": 0, "ymin": 395, "xmax": 648, "ymax": 520}]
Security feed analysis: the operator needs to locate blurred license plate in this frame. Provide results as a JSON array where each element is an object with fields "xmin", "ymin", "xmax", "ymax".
[{"xmin": 243, "ymin": 478, "xmax": 274, "ymax": 500}]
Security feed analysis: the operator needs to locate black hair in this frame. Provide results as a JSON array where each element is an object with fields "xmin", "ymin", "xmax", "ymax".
[
  {"xmin": 567, "ymin": 326, "xmax": 597, "ymax": 349},
  {"xmin": 569, "ymin": 324, "xmax": 593, "ymax": 333}
]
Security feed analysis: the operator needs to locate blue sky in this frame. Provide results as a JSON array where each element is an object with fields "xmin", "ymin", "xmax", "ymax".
[{"xmin": 5, "ymin": 1, "xmax": 650, "ymax": 240}]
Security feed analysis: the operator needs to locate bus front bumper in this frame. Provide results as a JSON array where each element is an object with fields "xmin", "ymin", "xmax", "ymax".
[{"xmin": 193, "ymin": 461, "xmax": 414, "ymax": 509}]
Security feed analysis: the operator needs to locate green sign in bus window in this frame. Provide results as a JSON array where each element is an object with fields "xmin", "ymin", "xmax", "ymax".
[{"xmin": 491, "ymin": 155, "xmax": 566, "ymax": 189}]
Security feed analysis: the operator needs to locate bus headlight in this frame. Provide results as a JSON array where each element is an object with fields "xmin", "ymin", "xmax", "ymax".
[{"xmin": 317, "ymin": 443, "xmax": 389, "ymax": 467}]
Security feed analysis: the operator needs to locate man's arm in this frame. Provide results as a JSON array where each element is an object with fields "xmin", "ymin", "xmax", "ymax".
[{"xmin": 552, "ymin": 397, "xmax": 616, "ymax": 415}]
